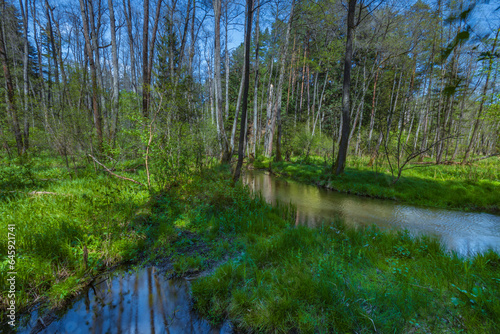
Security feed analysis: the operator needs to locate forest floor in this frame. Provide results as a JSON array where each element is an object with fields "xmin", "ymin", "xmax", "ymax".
[
  {"xmin": 1, "ymin": 155, "xmax": 499, "ymax": 333},
  {"xmin": 253, "ymin": 155, "xmax": 500, "ymax": 213}
]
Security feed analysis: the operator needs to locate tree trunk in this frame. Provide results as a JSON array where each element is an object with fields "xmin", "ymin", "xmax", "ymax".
[
  {"xmin": 0, "ymin": 17, "xmax": 23, "ymax": 155},
  {"xmin": 108, "ymin": 0, "xmax": 120, "ymax": 145},
  {"xmin": 224, "ymin": 6, "xmax": 230, "ymax": 120},
  {"xmin": 19, "ymin": 0, "xmax": 29, "ymax": 153},
  {"xmin": 263, "ymin": 84, "xmax": 274, "ymax": 157},
  {"xmin": 213, "ymin": 0, "xmax": 230, "ymax": 162},
  {"xmin": 311, "ymin": 71, "xmax": 329, "ymax": 137},
  {"xmin": 123, "ymin": 0, "xmax": 138, "ymax": 94},
  {"xmin": 232, "ymin": 0, "xmax": 253, "ymax": 181},
  {"xmin": 334, "ymin": 0, "xmax": 356, "ymax": 175},
  {"xmin": 78, "ymin": 0, "xmax": 103, "ymax": 152},
  {"xmin": 274, "ymin": 0, "xmax": 295, "ymax": 162},
  {"xmin": 142, "ymin": 0, "xmax": 150, "ymax": 117},
  {"xmin": 230, "ymin": 55, "xmax": 246, "ymax": 153},
  {"xmin": 462, "ymin": 28, "xmax": 499, "ymax": 164},
  {"xmin": 251, "ymin": 0, "xmax": 260, "ymax": 158},
  {"xmin": 368, "ymin": 66, "xmax": 379, "ymax": 150}
]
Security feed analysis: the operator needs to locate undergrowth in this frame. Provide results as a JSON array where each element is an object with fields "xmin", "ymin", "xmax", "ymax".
[
  {"xmin": 2, "ymin": 155, "xmax": 499, "ymax": 333},
  {"xmin": 0, "ymin": 155, "xmax": 150, "ymax": 321}
]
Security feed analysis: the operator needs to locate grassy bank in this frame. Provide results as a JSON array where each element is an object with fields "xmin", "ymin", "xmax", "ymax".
[
  {"xmin": 253, "ymin": 155, "xmax": 500, "ymax": 213},
  {"xmin": 0, "ymin": 158, "xmax": 293, "ymax": 327},
  {"xmin": 192, "ymin": 220, "xmax": 500, "ymax": 333},
  {"xmin": 0, "ymin": 155, "xmax": 151, "ymax": 319}
]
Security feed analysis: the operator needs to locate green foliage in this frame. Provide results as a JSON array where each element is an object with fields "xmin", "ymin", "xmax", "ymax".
[
  {"xmin": 0, "ymin": 159, "xmax": 35, "ymax": 191},
  {"xmin": 0, "ymin": 157, "xmax": 150, "ymax": 317}
]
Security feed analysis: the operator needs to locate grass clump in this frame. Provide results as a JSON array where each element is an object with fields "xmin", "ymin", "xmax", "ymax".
[
  {"xmin": 143, "ymin": 164, "xmax": 295, "ymax": 276},
  {"xmin": 0, "ymin": 156, "xmax": 151, "ymax": 319}
]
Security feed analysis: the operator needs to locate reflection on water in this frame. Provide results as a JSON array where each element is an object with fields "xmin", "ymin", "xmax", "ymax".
[
  {"xmin": 19, "ymin": 268, "xmax": 231, "ymax": 334},
  {"xmin": 244, "ymin": 171, "xmax": 500, "ymax": 256}
]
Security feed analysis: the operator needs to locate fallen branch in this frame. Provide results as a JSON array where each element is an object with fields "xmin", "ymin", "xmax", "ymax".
[
  {"xmin": 0, "ymin": 191, "xmax": 72, "ymax": 196},
  {"xmin": 88, "ymin": 155, "xmax": 146, "ymax": 187},
  {"xmin": 409, "ymin": 160, "xmax": 464, "ymax": 166}
]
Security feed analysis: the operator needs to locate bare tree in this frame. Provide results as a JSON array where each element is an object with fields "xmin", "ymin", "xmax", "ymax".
[
  {"xmin": 251, "ymin": 0, "xmax": 260, "ymax": 158},
  {"xmin": 213, "ymin": 0, "xmax": 231, "ymax": 162},
  {"xmin": 108, "ymin": 0, "xmax": 120, "ymax": 144},
  {"xmin": 78, "ymin": 0, "xmax": 103, "ymax": 152}
]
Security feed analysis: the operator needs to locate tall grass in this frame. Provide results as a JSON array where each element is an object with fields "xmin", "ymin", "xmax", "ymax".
[
  {"xmin": 0, "ymin": 157, "xmax": 150, "ymax": 319},
  {"xmin": 3, "ymin": 156, "xmax": 499, "ymax": 333},
  {"xmin": 192, "ymin": 219, "xmax": 500, "ymax": 333}
]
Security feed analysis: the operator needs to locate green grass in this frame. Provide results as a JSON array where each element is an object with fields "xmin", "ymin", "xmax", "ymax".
[
  {"xmin": 254, "ymin": 155, "xmax": 500, "ymax": 213},
  {"xmin": 0, "ymin": 155, "xmax": 150, "ymax": 317},
  {"xmin": 0, "ymin": 159, "xmax": 294, "ymax": 323},
  {"xmin": 192, "ymin": 221, "xmax": 500, "ymax": 333}
]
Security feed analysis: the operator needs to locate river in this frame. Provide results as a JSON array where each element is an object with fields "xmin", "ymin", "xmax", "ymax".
[{"xmin": 243, "ymin": 171, "xmax": 500, "ymax": 256}]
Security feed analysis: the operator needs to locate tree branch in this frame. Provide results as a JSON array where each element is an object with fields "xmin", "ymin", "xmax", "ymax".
[{"xmin": 88, "ymin": 155, "xmax": 146, "ymax": 187}]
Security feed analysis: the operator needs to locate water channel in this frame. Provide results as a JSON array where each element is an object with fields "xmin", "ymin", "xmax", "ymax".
[
  {"xmin": 243, "ymin": 171, "xmax": 500, "ymax": 256},
  {"xmin": 16, "ymin": 171, "xmax": 499, "ymax": 333}
]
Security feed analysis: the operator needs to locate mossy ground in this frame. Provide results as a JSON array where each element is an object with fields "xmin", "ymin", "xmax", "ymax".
[{"xmin": 253, "ymin": 155, "xmax": 500, "ymax": 213}]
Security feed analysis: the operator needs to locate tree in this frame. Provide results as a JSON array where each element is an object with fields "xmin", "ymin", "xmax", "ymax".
[
  {"xmin": 78, "ymin": 0, "xmax": 103, "ymax": 152},
  {"xmin": 0, "ymin": 0, "xmax": 24, "ymax": 154},
  {"xmin": 107, "ymin": 0, "xmax": 120, "ymax": 144},
  {"xmin": 462, "ymin": 28, "xmax": 500, "ymax": 164},
  {"xmin": 334, "ymin": 0, "xmax": 356, "ymax": 175},
  {"xmin": 233, "ymin": 0, "xmax": 254, "ymax": 182},
  {"xmin": 213, "ymin": 0, "xmax": 231, "ymax": 162}
]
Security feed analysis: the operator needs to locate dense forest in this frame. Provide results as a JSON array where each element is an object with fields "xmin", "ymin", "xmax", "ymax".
[
  {"xmin": 1, "ymin": 0, "xmax": 499, "ymax": 173},
  {"xmin": 1, "ymin": 0, "xmax": 500, "ymax": 332}
]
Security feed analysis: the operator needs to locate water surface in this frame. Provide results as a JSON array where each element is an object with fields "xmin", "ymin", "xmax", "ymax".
[
  {"xmin": 18, "ymin": 267, "xmax": 231, "ymax": 334},
  {"xmin": 243, "ymin": 171, "xmax": 500, "ymax": 256}
]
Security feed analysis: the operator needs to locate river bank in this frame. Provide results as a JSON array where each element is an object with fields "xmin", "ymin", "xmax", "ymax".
[
  {"xmin": 253, "ymin": 155, "xmax": 500, "ymax": 213},
  {"xmin": 186, "ymin": 168, "xmax": 499, "ymax": 334}
]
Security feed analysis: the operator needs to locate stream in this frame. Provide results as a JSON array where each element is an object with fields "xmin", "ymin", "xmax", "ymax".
[{"xmin": 243, "ymin": 170, "xmax": 500, "ymax": 256}]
